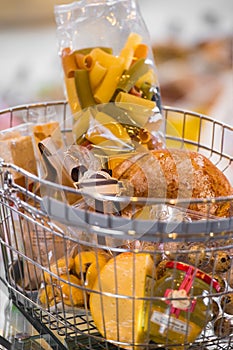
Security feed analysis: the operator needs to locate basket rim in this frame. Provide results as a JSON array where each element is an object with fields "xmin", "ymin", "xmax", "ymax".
[{"xmin": 0, "ymin": 100, "xmax": 232, "ymax": 130}]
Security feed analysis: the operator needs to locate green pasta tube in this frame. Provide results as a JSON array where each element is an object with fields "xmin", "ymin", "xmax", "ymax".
[
  {"xmin": 74, "ymin": 69, "xmax": 96, "ymax": 109},
  {"xmin": 116, "ymin": 58, "xmax": 149, "ymax": 93},
  {"xmin": 100, "ymin": 103, "xmax": 139, "ymax": 127}
]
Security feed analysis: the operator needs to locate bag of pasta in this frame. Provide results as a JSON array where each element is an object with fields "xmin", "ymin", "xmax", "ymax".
[{"xmin": 54, "ymin": 0, "xmax": 165, "ymax": 160}]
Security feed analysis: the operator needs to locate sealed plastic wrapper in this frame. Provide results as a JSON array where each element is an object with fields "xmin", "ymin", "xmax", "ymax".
[
  {"xmin": 71, "ymin": 103, "xmax": 165, "ymax": 166},
  {"xmin": 54, "ymin": 0, "xmax": 165, "ymax": 152},
  {"xmin": 147, "ymin": 261, "xmax": 221, "ymax": 349},
  {"xmin": 0, "ymin": 123, "xmax": 38, "ymax": 188}
]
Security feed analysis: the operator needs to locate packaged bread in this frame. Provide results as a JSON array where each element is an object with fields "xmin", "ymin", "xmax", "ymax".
[
  {"xmin": 112, "ymin": 149, "xmax": 233, "ymax": 217},
  {"xmin": 32, "ymin": 121, "xmax": 63, "ymax": 150},
  {"xmin": 0, "ymin": 131, "xmax": 37, "ymax": 187}
]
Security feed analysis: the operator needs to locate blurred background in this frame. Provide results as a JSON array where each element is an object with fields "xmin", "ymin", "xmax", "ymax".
[{"xmin": 0, "ymin": 0, "xmax": 232, "ymax": 125}]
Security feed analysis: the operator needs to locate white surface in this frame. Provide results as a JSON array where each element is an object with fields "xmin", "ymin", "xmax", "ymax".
[
  {"xmin": 140, "ymin": 0, "xmax": 233, "ymax": 44},
  {"xmin": 0, "ymin": 26, "xmax": 64, "ymax": 107}
]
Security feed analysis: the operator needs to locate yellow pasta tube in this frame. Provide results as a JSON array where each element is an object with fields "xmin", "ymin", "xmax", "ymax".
[
  {"xmin": 121, "ymin": 32, "xmax": 142, "ymax": 52},
  {"xmin": 72, "ymin": 108, "xmax": 92, "ymax": 137},
  {"xmin": 75, "ymin": 53, "xmax": 94, "ymax": 71},
  {"xmin": 94, "ymin": 62, "xmax": 125, "ymax": 103},
  {"xmin": 119, "ymin": 47, "xmax": 135, "ymax": 70},
  {"xmin": 64, "ymin": 76, "xmax": 81, "ymax": 116},
  {"xmin": 119, "ymin": 32, "xmax": 142, "ymax": 69},
  {"xmin": 134, "ymin": 43, "xmax": 149, "ymax": 59},
  {"xmin": 89, "ymin": 61, "xmax": 107, "ymax": 91},
  {"xmin": 115, "ymin": 92, "xmax": 156, "ymax": 126},
  {"xmin": 85, "ymin": 111, "xmax": 131, "ymax": 147},
  {"xmin": 115, "ymin": 91, "xmax": 156, "ymax": 109},
  {"xmin": 90, "ymin": 48, "xmax": 123, "ymax": 69}
]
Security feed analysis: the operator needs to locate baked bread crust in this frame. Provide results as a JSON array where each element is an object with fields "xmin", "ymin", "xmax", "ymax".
[{"xmin": 112, "ymin": 149, "xmax": 233, "ymax": 217}]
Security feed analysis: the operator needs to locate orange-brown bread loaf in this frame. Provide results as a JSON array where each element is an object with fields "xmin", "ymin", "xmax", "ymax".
[{"xmin": 112, "ymin": 149, "xmax": 233, "ymax": 217}]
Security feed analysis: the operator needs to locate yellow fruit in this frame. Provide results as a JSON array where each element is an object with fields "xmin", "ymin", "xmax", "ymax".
[
  {"xmin": 89, "ymin": 252, "xmax": 156, "ymax": 349},
  {"xmin": 44, "ymin": 257, "xmax": 74, "ymax": 284},
  {"xmin": 39, "ymin": 284, "xmax": 59, "ymax": 307},
  {"xmin": 74, "ymin": 250, "xmax": 109, "ymax": 278},
  {"xmin": 85, "ymin": 254, "xmax": 109, "ymax": 290},
  {"xmin": 59, "ymin": 274, "xmax": 84, "ymax": 306}
]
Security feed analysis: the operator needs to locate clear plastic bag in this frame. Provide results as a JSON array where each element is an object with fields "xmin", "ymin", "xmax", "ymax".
[{"xmin": 54, "ymin": 0, "xmax": 165, "ymax": 148}]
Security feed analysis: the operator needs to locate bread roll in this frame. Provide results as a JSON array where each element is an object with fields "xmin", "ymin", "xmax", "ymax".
[{"xmin": 112, "ymin": 149, "xmax": 233, "ymax": 217}]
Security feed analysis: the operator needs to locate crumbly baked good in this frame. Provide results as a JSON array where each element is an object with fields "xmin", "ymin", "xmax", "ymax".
[
  {"xmin": 112, "ymin": 149, "xmax": 233, "ymax": 217},
  {"xmin": 32, "ymin": 121, "xmax": 63, "ymax": 149},
  {"xmin": 0, "ymin": 134, "xmax": 37, "ymax": 186}
]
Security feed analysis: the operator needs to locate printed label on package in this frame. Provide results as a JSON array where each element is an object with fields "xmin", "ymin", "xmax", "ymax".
[{"xmin": 151, "ymin": 310, "xmax": 190, "ymax": 335}]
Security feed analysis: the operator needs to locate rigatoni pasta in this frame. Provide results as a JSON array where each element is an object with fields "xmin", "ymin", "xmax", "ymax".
[
  {"xmin": 74, "ymin": 70, "xmax": 96, "ymax": 109},
  {"xmin": 75, "ymin": 53, "xmax": 94, "ymax": 71},
  {"xmin": 61, "ymin": 49, "xmax": 78, "ymax": 78},
  {"xmin": 117, "ymin": 58, "xmax": 149, "ymax": 93},
  {"xmin": 61, "ymin": 33, "xmax": 159, "ymax": 110},
  {"xmin": 90, "ymin": 48, "xmax": 123, "ymax": 69},
  {"xmin": 89, "ymin": 62, "xmax": 107, "ymax": 91},
  {"xmin": 115, "ymin": 91, "xmax": 156, "ymax": 110},
  {"xmin": 134, "ymin": 43, "xmax": 149, "ymax": 60},
  {"xmin": 94, "ymin": 62, "xmax": 125, "ymax": 104},
  {"xmin": 135, "ymin": 69, "xmax": 157, "ymax": 88},
  {"xmin": 64, "ymin": 76, "xmax": 81, "ymax": 115}
]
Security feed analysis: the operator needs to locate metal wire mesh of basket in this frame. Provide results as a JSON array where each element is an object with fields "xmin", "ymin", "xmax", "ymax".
[{"xmin": 0, "ymin": 101, "xmax": 233, "ymax": 350}]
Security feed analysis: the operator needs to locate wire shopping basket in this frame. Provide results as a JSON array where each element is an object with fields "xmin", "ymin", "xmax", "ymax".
[{"xmin": 0, "ymin": 101, "xmax": 233, "ymax": 350}]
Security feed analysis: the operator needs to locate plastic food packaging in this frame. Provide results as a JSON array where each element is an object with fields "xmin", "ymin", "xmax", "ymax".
[
  {"xmin": 55, "ymin": 0, "xmax": 162, "ymax": 112},
  {"xmin": 54, "ymin": 0, "xmax": 165, "ymax": 160},
  {"xmin": 146, "ymin": 261, "xmax": 221, "ymax": 349}
]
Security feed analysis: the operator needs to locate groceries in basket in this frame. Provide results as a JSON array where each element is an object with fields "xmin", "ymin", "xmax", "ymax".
[
  {"xmin": 31, "ymin": 116, "xmax": 232, "ymax": 219},
  {"xmin": 37, "ymin": 244, "xmax": 233, "ymax": 349}
]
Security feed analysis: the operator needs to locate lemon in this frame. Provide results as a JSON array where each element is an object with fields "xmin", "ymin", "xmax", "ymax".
[
  {"xmin": 39, "ymin": 284, "xmax": 58, "ymax": 307},
  {"xmin": 59, "ymin": 274, "xmax": 84, "ymax": 306},
  {"xmin": 74, "ymin": 250, "xmax": 109, "ymax": 291},
  {"xmin": 44, "ymin": 257, "xmax": 74, "ymax": 284}
]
